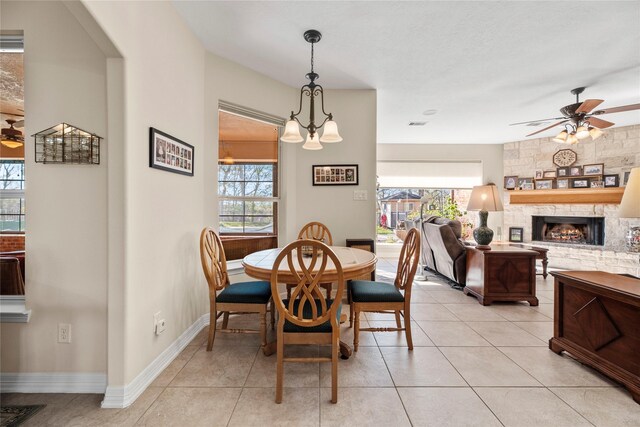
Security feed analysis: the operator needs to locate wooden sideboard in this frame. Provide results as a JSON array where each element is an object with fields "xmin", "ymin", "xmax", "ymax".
[
  {"xmin": 549, "ymin": 271, "xmax": 640, "ymax": 403},
  {"xmin": 464, "ymin": 245, "xmax": 538, "ymax": 306}
]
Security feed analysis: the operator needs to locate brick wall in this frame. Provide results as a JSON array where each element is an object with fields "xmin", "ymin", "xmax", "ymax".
[
  {"xmin": 502, "ymin": 124, "xmax": 640, "ymax": 276},
  {"xmin": 0, "ymin": 235, "xmax": 25, "ymax": 252}
]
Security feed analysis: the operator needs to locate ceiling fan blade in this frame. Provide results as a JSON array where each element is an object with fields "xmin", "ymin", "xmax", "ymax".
[
  {"xmin": 509, "ymin": 116, "xmax": 567, "ymax": 126},
  {"xmin": 14, "ymin": 120, "xmax": 24, "ymax": 128},
  {"xmin": 586, "ymin": 117, "xmax": 614, "ymax": 129},
  {"xmin": 525, "ymin": 120, "xmax": 568, "ymax": 137},
  {"xmin": 0, "ymin": 111, "xmax": 25, "ymax": 117},
  {"xmin": 575, "ymin": 99, "xmax": 604, "ymax": 114},
  {"xmin": 592, "ymin": 103, "xmax": 640, "ymax": 115}
]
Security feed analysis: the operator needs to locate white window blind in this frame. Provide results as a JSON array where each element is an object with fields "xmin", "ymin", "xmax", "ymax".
[{"xmin": 377, "ymin": 161, "xmax": 483, "ymax": 189}]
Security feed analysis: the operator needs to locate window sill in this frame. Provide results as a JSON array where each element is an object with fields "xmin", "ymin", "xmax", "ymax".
[{"xmin": 0, "ymin": 296, "xmax": 31, "ymax": 323}]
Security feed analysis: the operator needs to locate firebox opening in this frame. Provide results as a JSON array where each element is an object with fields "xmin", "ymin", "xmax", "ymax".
[{"xmin": 532, "ymin": 216, "xmax": 604, "ymax": 246}]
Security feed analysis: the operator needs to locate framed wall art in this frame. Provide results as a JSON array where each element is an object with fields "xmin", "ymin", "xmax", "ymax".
[
  {"xmin": 313, "ymin": 164, "xmax": 358, "ymax": 186},
  {"xmin": 604, "ymin": 174, "xmax": 619, "ymax": 187},
  {"xmin": 504, "ymin": 176, "xmax": 518, "ymax": 190},
  {"xmin": 509, "ymin": 227, "xmax": 524, "ymax": 243},
  {"xmin": 583, "ymin": 163, "xmax": 604, "ymax": 176},
  {"xmin": 556, "ymin": 167, "xmax": 570, "ymax": 177},
  {"xmin": 556, "ymin": 178, "xmax": 569, "ymax": 189},
  {"xmin": 518, "ymin": 177, "xmax": 533, "ymax": 189},
  {"xmin": 535, "ymin": 179, "xmax": 554, "ymax": 190},
  {"xmin": 570, "ymin": 166, "xmax": 582, "ymax": 176},
  {"xmin": 542, "ymin": 170, "xmax": 557, "ymax": 178},
  {"xmin": 571, "ymin": 178, "xmax": 590, "ymax": 188},
  {"xmin": 149, "ymin": 127, "xmax": 194, "ymax": 176}
]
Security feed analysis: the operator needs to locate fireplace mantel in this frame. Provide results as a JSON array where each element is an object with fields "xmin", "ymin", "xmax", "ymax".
[{"xmin": 508, "ymin": 188, "xmax": 624, "ymax": 205}]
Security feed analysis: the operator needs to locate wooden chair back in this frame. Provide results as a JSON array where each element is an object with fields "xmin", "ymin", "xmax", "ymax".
[
  {"xmin": 298, "ymin": 222, "xmax": 333, "ymax": 246},
  {"xmin": 271, "ymin": 239, "xmax": 344, "ymax": 328},
  {"xmin": 0, "ymin": 257, "xmax": 25, "ymax": 295},
  {"xmin": 395, "ymin": 228, "xmax": 420, "ymax": 292},
  {"xmin": 200, "ymin": 227, "xmax": 229, "ymax": 294}
]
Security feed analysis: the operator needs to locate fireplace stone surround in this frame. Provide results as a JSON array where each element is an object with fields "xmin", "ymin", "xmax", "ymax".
[{"xmin": 502, "ymin": 125, "xmax": 640, "ymax": 276}]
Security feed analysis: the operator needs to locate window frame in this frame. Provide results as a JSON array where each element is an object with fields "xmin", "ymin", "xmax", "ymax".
[
  {"xmin": 0, "ymin": 160, "xmax": 26, "ymax": 234},
  {"xmin": 218, "ymin": 162, "xmax": 279, "ymax": 236}
]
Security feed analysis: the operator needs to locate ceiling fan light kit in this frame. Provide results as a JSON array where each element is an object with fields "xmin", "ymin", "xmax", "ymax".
[
  {"xmin": 281, "ymin": 29, "xmax": 343, "ymax": 150},
  {"xmin": 1, "ymin": 119, "xmax": 24, "ymax": 148},
  {"xmin": 513, "ymin": 87, "xmax": 640, "ymax": 144}
]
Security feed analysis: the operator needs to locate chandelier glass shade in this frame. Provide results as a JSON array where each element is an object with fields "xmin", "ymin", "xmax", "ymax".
[
  {"xmin": 553, "ymin": 120, "xmax": 603, "ymax": 144},
  {"xmin": 281, "ymin": 30, "xmax": 342, "ymax": 150}
]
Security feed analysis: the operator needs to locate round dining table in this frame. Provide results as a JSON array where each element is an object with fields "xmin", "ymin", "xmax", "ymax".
[{"xmin": 242, "ymin": 246, "xmax": 377, "ymax": 359}]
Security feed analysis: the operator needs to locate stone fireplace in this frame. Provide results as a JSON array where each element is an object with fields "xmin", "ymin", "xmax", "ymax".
[
  {"xmin": 532, "ymin": 216, "xmax": 604, "ymax": 246},
  {"xmin": 502, "ymin": 124, "xmax": 640, "ymax": 276}
]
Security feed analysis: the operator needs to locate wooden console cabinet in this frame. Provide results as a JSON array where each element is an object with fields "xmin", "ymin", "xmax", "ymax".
[
  {"xmin": 464, "ymin": 245, "xmax": 538, "ymax": 306},
  {"xmin": 549, "ymin": 271, "xmax": 640, "ymax": 403}
]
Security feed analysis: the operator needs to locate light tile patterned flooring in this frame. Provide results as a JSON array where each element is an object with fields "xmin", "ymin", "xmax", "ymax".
[{"xmin": 3, "ymin": 257, "xmax": 640, "ymax": 426}]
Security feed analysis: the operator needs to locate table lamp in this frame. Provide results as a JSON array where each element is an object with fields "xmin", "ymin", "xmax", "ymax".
[
  {"xmin": 618, "ymin": 167, "xmax": 640, "ymax": 252},
  {"xmin": 467, "ymin": 183, "xmax": 504, "ymax": 249}
]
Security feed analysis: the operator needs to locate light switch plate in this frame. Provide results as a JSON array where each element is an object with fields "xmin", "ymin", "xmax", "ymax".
[{"xmin": 353, "ymin": 190, "xmax": 368, "ymax": 201}]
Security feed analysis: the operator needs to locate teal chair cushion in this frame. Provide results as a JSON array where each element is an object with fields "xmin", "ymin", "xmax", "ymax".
[
  {"xmin": 216, "ymin": 281, "xmax": 271, "ymax": 304},
  {"xmin": 350, "ymin": 280, "xmax": 404, "ymax": 303},
  {"xmin": 282, "ymin": 299, "xmax": 341, "ymax": 333}
]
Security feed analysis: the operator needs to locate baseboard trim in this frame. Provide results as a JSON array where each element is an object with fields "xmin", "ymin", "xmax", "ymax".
[
  {"xmin": 0, "ymin": 372, "xmax": 107, "ymax": 393},
  {"xmin": 101, "ymin": 313, "xmax": 209, "ymax": 408}
]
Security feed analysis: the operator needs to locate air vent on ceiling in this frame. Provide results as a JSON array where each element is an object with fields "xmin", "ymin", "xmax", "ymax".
[{"xmin": 409, "ymin": 122, "xmax": 427, "ymax": 126}]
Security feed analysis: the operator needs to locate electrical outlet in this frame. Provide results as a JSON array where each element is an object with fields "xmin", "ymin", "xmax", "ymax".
[
  {"xmin": 154, "ymin": 311, "xmax": 166, "ymax": 335},
  {"xmin": 353, "ymin": 190, "xmax": 368, "ymax": 201},
  {"xmin": 58, "ymin": 323, "xmax": 71, "ymax": 343}
]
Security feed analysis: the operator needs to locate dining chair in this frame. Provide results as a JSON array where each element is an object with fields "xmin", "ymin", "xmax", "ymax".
[
  {"xmin": 288, "ymin": 222, "xmax": 334, "ymax": 299},
  {"xmin": 271, "ymin": 239, "xmax": 344, "ymax": 404},
  {"xmin": 349, "ymin": 227, "xmax": 420, "ymax": 351},
  {"xmin": 199, "ymin": 227, "xmax": 274, "ymax": 355},
  {"xmin": 0, "ymin": 257, "xmax": 25, "ymax": 295}
]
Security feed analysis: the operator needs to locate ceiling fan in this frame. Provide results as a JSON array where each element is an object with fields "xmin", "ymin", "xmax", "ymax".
[
  {"xmin": 0, "ymin": 110, "xmax": 24, "ymax": 128},
  {"xmin": 510, "ymin": 87, "xmax": 640, "ymax": 144},
  {"xmin": 1, "ymin": 119, "xmax": 24, "ymax": 149}
]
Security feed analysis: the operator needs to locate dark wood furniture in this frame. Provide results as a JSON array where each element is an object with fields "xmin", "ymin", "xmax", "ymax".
[
  {"xmin": 549, "ymin": 271, "xmax": 640, "ymax": 404},
  {"xmin": 502, "ymin": 243, "xmax": 549, "ymax": 278},
  {"xmin": 464, "ymin": 245, "xmax": 538, "ymax": 306},
  {"xmin": 346, "ymin": 238, "xmax": 376, "ymax": 280}
]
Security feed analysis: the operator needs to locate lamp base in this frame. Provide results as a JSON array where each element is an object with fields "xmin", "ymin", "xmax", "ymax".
[
  {"xmin": 626, "ymin": 226, "xmax": 640, "ymax": 253},
  {"xmin": 475, "ymin": 244, "xmax": 492, "ymax": 250},
  {"xmin": 473, "ymin": 210, "xmax": 494, "ymax": 247}
]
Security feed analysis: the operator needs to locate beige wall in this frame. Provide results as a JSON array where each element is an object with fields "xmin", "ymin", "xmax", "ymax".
[
  {"xmin": 81, "ymin": 0, "xmax": 207, "ymax": 384},
  {"xmin": 377, "ymin": 144, "xmax": 505, "ymax": 232},
  {"xmin": 0, "ymin": 1, "xmax": 108, "ymax": 373},
  {"xmin": 1, "ymin": 0, "xmax": 378, "ymax": 398},
  {"xmin": 204, "ymin": 57, "xmax": 378, "ymax": 246}
]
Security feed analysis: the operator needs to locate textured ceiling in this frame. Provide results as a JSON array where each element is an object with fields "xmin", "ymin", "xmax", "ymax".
[
  {"xmin": 0, "ymin": 53, "xmax": 24, "ymax": 129},
  {"xmin": 173, "ymin": 0, "xmax": 640, "ymax": 144}
]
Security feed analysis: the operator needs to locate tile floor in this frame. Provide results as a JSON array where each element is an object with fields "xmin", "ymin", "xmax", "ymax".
[{"xmin": 2, "ymin": 257, "xmax": 640, "ymax": 426}]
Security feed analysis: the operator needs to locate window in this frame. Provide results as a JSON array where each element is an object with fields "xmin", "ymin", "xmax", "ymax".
[
  {"xmin": 218, "ymin": 163, "xmax": 277, "ymax": 234},
  {"xmin": 0, "ymin": 160, "xmax": 25, "ymax": 233}
]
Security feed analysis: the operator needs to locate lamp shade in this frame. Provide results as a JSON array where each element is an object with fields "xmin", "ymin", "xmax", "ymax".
[
  {"xmin": 552, "ymin": 130, "xmax": 568, "ymax": 143},
  {"xmin": 619, "ymin": 167, "xmax": 640, "ymax": 218},
  {"xmin": 467, "ymin": 183, "xmax": 504, "ymax": 212},
  {"xmin": 589, "ymin": 126, "xmax": 603, "ymax": 140},
  {"xmin": 302, "ymin": 133, "xmax": 323, "ymax": 150},
  {"xmin": 566, "ymin": 133, "xmax": 578, "ymax": 145},
  {"xmin": 575, "ymin": 125, "xmax": 590, "ymax": 139},
  {"xmin": 319, "ymin": 120, "xmax": 343, "ymax": 143},
  {"xmin": 280, "ymin": 120, "xmax": 303, "ymax": 143}
]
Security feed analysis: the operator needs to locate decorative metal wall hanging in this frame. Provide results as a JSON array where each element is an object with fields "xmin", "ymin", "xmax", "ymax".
[{"xmin": 33, "ymin": 123, "xmax": 101, "ymax": 164}]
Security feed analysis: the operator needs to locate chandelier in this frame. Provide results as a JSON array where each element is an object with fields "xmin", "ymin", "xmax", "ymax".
[
  {"xmin": 1, "ymin": 119, "xmax": 24, "ymax": 149},
  {"xmin": 280, "ymin": 30, "xmax": 342, "ymax": 150},
  {"xmin": 552, "ymin": 121, "xmax": 603, "ymax": 144}
]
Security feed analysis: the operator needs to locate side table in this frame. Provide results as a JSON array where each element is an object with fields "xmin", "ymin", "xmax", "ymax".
[
  {"xmin": 464, "ymin": 245, "xmax": 539, "ymax": 306},
  {"xmin": 505, "ymin": 243, "xmax": 549, "ymax": 278}
]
